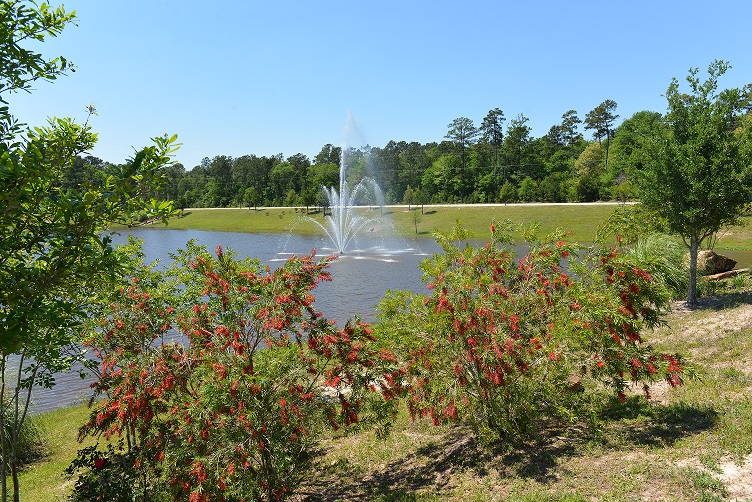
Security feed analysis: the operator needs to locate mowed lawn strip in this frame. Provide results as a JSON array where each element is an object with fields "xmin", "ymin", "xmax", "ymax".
[{"xmin": 158, "ymin": 204, "xmax": 752, "ymax": 249}]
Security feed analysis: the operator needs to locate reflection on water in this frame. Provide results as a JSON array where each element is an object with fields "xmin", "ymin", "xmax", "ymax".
[{"xmin": 28, "ymin": 228, "xmax": 439, "ymax": 413}]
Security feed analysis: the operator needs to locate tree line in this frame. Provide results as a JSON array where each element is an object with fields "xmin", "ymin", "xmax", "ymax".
[{"xmin": 66, "ymin": 101, "xmax": 657, "ymax": 209}]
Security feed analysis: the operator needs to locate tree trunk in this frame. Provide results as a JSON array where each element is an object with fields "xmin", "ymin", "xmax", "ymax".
[
  {"xmin": 1, "ymin": 356, "xmax": 7, "ymax": 502},
  {"xmin": 11, "ymin": 462, "xmax": 19, "ymax": 502},
  {"xmin": 688, "ymin": 235, "xmax": 699, "ymax": 307}
]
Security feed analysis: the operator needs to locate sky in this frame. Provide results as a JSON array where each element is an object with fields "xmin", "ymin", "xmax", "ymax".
[{"xmin": 8, "ymin": 0, "xmax": 752, "ymax": 170}]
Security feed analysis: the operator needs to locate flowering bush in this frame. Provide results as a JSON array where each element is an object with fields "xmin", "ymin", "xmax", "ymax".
[
  {"xmin": 72, "ymin": 243, "xmax": 398, "ymax": 501},
  {"xmin": 375, "ymin": 224, "xmax": 684, "ymax": 443}
]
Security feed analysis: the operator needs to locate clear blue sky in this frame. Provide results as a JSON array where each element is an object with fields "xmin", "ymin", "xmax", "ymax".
[{"xmin": 9, "ymin": 0, "xmax": 752, "ymax": 170}]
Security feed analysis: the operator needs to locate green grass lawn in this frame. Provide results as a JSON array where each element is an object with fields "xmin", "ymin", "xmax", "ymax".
[
  {"xmin": 17, "ymin": 404, "xmax": 95, "ymax": 502},
  {"xmin": 159, "ymin": 203, "xmax": 752, "ymax": 250}
]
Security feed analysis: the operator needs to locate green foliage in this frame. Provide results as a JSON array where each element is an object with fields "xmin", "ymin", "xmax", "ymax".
[
  {"xmin": 1, "ymin": 406, "xmax": 46, "ymax": 469},
  {"xmin": 596, "ymin": 205, "xmax": 666, "ymax": 247},
  {"xmin": 375, "ymin": 223, "xmax": 683, "ymax": 444},
  {"xmin": 517, "ymin": 176, "xmax": 538, "ymax": 202},
  {"xmin": 499, "ymin": 180, "xmax": 517, "ymax": 203},
  {"xmin": 625, "ymin": 234, "xmax": 689, "ymax": 299},
  {"xmin": 0, "ymin": 0, "xmax": 76, "ymax": 99},
  {"xmin": 65, "ymin": 441, "xmax": 165, "ymax": 502},
  {"xmin": 596, "ymin": 206, "xmax": 687, "ymax": 298}
]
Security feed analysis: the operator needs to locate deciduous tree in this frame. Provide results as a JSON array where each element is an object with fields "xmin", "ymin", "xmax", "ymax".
[
  {"xmin": 0, "ymin": 3, "xmax": 178, "ymax": 500},
  {"xmin": 635, "ymin": 60, "xmax": 752, "ymax": 306}
]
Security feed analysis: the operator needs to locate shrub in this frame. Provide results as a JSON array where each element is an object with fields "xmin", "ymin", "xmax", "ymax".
[
  {"xmin": 375, "ymin": 224, "xmax": 684, "ymax": 444},
  {"xmin": 72, "ymin": 243, "xmax": 397, "ymax": 501},
  {"xmin": 627, "ymin": 233, "xmax": 689, "ymax": 299}
]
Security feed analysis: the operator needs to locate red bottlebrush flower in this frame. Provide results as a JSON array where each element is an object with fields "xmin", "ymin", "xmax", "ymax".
[
  {"xmin": 94, "ymin": 458, "xmax": 105, "ymax": 469},
  {"xmin": 190, "ymin": 461, "xmax": 207, "ymax": 483},
  {"xmin": 548, "ymin": 352, "xmax": 561, "ymax": 362},
  {"xmin": 189, "ymin": 492, "xmax": 208, "ymax": 502},
  {"xmin": 617, "ymin": 392, "xmax": 627, "ymax": 403},
  {"xmin": 597, "ymin": 361, "xmax": 605, "ymax": 369},
  {"xmin": 212, "ymin": 363, "xmax": 227, "ymax": 380},
  {"xmin": 324, "ymin": 375, "xmax": 340, "ymax": 387},
  {"xmin": 668, "ymin": 374, "xmax": 682, "ymax": 387}
]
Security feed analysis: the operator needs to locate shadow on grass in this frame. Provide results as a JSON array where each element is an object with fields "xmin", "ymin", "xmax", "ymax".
[
  {"xmin": 597, "ymin": 398, "xmax": 719, "ymax": 448},
  {"xmin": 297, "ymin": 400, "xmax": 719, "ymax": 501},
  {"xmin": 298, "ymin": 426, "xmax": 591, "ymax": 500},
  {"xmin": 678, "ymin": 291, "xmax": 752, "ymax": 312}
]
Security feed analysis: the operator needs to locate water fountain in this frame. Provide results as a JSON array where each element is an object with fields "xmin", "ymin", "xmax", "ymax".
[
  {"xmin": 314, "ymin": 177, "xmax": 383, "ymax": 254},
  {"xmin": 309, "ymin": 122, "xmax": 385, "ymax": 254}
]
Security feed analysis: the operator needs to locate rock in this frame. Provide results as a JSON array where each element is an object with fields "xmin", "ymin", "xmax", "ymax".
[
  {"xmin": 567, "ymin": 374, "xmax": 583, "ymax": 393},
  {"xmin": 696, "ymin": 250, "xmax": 737, "ymax": 275}
]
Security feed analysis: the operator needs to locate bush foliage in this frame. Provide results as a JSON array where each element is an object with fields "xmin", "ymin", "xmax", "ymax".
[
  {"xmin": 71, "ymin": 243, "xmax": 398, "ymax": 501},
  {"xmin": 375, "ymin": 223, "xmax": 684, "ymax": 443}
]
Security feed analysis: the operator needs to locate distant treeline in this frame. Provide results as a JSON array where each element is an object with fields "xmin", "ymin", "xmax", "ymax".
[{"xmin": 65, "ymin": 104, "xmax": 663, "ymax": 208}]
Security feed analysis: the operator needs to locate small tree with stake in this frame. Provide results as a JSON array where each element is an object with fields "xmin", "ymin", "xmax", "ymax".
[{"xmin": 635, "ymin": 60, "xmax": 752, "ymax": 307}]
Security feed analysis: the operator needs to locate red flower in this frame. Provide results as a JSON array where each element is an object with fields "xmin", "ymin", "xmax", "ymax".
[{"xmin": 94, "ymin": 458, "xmax": 105, "ymax": 469}]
